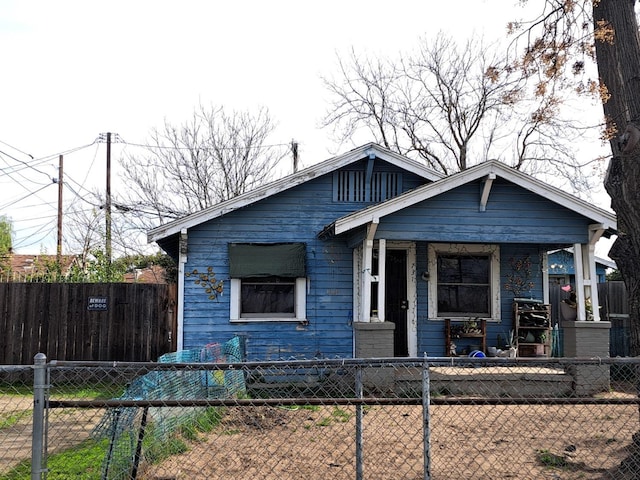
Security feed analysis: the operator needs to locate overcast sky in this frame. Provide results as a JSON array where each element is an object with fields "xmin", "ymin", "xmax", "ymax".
[{"xmin": 0, "ymin": 1, "xmax": 613, "ymax": 256}]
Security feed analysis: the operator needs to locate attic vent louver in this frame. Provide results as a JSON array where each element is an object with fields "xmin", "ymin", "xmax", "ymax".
[{"xmin": 334, "ymin": 171, "xmax": 402, "ymax": 202}]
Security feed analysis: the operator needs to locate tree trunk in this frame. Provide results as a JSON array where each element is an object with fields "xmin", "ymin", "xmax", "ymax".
[{"xmin": 596, "ymin": 0, "xmax": 640, "ymax": 355}]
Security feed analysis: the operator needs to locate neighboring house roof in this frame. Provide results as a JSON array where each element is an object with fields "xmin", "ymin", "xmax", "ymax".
[
  {"xmin": 325, "ymin": 159, "xmax": 617, "ymax": 237},
  {"xmin": 6, "ymin": 254, "xmax": 78, "ymax": 276},
  {"xmin": 123, "ymin": 265, "xmax": 167, "ymax": 283},
  {"xmin": 147, "ymin": 143, "xmax": 444, "ymax": 244}
]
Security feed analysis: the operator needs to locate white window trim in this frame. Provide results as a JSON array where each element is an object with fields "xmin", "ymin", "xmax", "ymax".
[
  {"xmin": 230, "ymin": 277, "xmax": 307, "ymax": 323},
  {"xmin": 427, "ymin": 243, "xmax": 501, "ymax": 322}
]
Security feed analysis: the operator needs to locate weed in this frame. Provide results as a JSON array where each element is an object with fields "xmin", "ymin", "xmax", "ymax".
[
  {"xmin": 0, "ymin": 409, "xmax": 31, "ymax": 430},
  {"xmin": 332, "ymin": 407, "xmax": 351, "ymax": 423},
  {"xmin": 315, "ymin": 416, "xmax": 333, "ymax": 427},
  {"xmin": 537, "ymin": 449, "xmax": 568, "ymax": 468}
]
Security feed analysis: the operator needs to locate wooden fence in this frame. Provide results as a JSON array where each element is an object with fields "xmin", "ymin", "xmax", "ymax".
[{"xmin": 0, "ymin": 283, "xmax": 177, "ymax": 364}]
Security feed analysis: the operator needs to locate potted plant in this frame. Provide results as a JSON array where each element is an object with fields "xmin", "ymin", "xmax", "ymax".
[{"xmin": 560, "ymin": 284, "xmax": 594, "ymax": 321}]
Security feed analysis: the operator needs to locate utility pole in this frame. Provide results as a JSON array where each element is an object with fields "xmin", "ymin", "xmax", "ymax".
[
  {"xmin": 105, "ymin": 132, "xmax": 112, "ymax": 270},
  {"xmin": 291, "ymin": 139, "xmax": 299, "ymax": 173},
  {"xmin": 56, "ymin": 154, "xmax": 63, "ymax": 265}
]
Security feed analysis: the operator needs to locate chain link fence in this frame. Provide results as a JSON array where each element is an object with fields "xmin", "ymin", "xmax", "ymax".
[{"xmin": 2, "ymin": 350, "xmax": 640, "ymax": 479}]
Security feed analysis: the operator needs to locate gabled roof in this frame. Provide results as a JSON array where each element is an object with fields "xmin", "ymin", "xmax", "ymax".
[
  {"xmin": 327, "ymin": 159, "xmax": 617, "ymax": 236},
  {"xmin": 148, "ymin": 143, "xmax": 443, "ymax": 243}
]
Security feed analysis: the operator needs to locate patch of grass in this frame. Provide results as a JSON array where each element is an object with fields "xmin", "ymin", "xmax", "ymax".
[
  {"xmin": 144, "ymin": 435, "xmax": 189, "ymax": 464},
  {"xmin": 0, "ymin": 438, "xmax": 109, "ymax": 480},
  {"xmin": 537, "ymin": 449, "xmax": 568, "ymax": 468},
  {"xmin": 331, "ymin": 407, "xmax": 351, "ymax": 423},
  {"xmin": 315, "ymin": 416, "xmax": 333, "ymax": 427},
  {"xmin": 0, "ymin": 406, "xmax": 226, "ymax": 479},
  {"xmin": 0, "ymin": 382, "xmax": 125, "ymax": 400},
  {"xmin": 0, "ymin": 385, "xmax": 33, "ymax": 396},
  {"xmin": 279, "ymin": 405, "xmax": 320, "ymax": 412},
  {"xmin": 0, "ymin": 409, "xmax": 31, "ymax": 430},
  {"xmin": 52, "ymin": 383, "xmax": 125, "ymax": 399}
]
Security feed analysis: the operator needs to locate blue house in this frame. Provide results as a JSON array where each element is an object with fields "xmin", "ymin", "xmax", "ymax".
[
  {"xmin": 548, "ymin": 248, "xmax": 616, "ymax": 285},
  {"xmin": 148, "ymin": 143, "xmax": 617, "ymax": 360}
]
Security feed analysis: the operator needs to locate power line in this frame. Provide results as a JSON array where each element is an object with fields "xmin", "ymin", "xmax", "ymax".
[
  {"xmin": 0, "ymin": 139, "xmax": 34, "ymax": 159},
  {"xmin": 120, "ymin": 139, "xmax": 292, "ymax": 151},
  {"xmin": 30, "ymin": 142, "xmax": 98, "ymax": 164},
  {"xmin": 11, "ymin": 215, "xmax": 57, "ymax": 248},
  {"xmin": 0, "ymin": 149, "xmax": 52, "ymax": 179},
  {"xmin": 0, "ymin": 183, "xmax": 55, "ymax": 211}
]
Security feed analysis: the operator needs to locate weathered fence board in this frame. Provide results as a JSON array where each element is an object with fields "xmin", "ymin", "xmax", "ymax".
[{"xmin": 0, "ymin": 283, "xmax": 177, "ymax": 364}]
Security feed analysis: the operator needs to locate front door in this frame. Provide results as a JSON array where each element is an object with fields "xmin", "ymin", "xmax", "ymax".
[{"xmin": 386, "ymin": 249, "xmax": 408, "ymax": 356}]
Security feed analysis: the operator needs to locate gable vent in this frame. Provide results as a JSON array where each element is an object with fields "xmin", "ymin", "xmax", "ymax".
[{"xmin": 334, "ymin": 171, "xmax": 402, "ymax": 202}]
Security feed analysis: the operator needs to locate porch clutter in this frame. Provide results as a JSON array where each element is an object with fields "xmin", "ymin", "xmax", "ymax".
[{"xmin": 513, "ymin": 300, "xmax": 552, "ymax": 357}]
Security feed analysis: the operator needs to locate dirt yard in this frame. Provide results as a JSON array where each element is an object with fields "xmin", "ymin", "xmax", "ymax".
[
  {"xmin": 141, "ymin": 397, "xmax": 640, "ymax": 480},
  {"xmin": 2, "ymin": 390, "xmax": 639, "ymax": 480}
]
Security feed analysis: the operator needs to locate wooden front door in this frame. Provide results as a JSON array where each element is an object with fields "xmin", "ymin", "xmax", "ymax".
[{"xmin": 386, "ymin": 249, "xmax": 409, "ymax": 356}]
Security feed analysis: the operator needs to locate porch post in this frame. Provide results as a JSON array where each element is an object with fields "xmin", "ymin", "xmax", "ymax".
[
  {"xmin": 361, "ymin": 220, "xmax": 379, "ymax": 322},
  {"xmin": 177, "ymin": 229, "xmax": 188, "ymax": 350},
  {"xmin": 378, "ymin": 239, "xmax": 386, "ymax": 322},
  {"xmin": 572, "ymin": 243, "xmax": 587, "ymax": 321},
  {"xmin": 587, "ymin": 225, "xmax": 606, "ymax": 322}
]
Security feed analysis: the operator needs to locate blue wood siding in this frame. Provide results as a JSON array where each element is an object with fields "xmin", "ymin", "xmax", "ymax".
[
  {"xmin": 375, "ymin": 180, "xmax": 593, "ymax": 244},
  {"xmin": 182, "ymin": 160, "xmax": 428, "ymax": 359},
  {"xmin": 181, "ymin": 158, "xmax": 594, "ymax": 360}
]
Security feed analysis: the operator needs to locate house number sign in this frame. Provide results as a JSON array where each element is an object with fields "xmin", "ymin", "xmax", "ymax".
[{"xmin": 87, "ymin": 296, "xmax": 108, "ymax": 311}]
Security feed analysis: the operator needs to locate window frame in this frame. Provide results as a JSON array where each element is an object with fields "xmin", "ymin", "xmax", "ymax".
[
  {"xmin": 230, "ymin": 277, "xmax": 307, "ymax": 322},
  {"xmin": 427, "ymin": 243, "xmax": 501, "ymax": 322}
]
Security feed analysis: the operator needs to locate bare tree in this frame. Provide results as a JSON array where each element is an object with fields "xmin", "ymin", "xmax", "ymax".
[
  {"xmin": 509, "ymin": 0, "xmax": 640, "ymax": 356},
  {"xmin": 119, "ymin": 105, "xmax": 287, "ymax": 229},
  {"xmin": 322, "ymin": 32, "xmax": 600, "ymax": 189}
]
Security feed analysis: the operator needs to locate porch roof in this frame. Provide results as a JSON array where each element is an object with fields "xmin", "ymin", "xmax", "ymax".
[{"xmin": 322, "ymin": 160, "xmax": 617, "ymax": 237}]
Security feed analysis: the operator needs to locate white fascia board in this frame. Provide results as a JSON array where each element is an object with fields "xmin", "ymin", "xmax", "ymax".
[
  {"xmin": 333, "ymin": 161, "xmax": 617, "ymax": 236},
  {"xmin": 334, "ymin": 166, "xmax": 483, "ymax": 235},
  {"xmin": 148, "ymin": 143, "xmax": 442, "ymax": 243},
  {"xmin": 494, "ymin": 165, "xmax": 617, "ymax": 230}
]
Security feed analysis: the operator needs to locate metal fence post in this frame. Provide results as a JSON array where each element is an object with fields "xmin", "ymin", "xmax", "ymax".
[
  {"xmin": 32, "ymin": 353, "xmax": 47, "ymax": 480},
  {"xmin": 355, "ymin": 364, "xmax": 364, "ymax": 480},
  {"xmin": 422, "ymin": 356, "xmax": 431, "ymax": 480}
]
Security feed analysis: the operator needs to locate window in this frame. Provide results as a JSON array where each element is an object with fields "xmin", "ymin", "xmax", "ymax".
[
  {"xmin": 241, "ymin": 276, "xmax": 295, "ymax": 317},
  {"xmin": 428, "ymin": 244, "xmax": 500, "ymax": 321},
  {"xmin": 229, "ymin": 243, "xmax": 307, "ymax": 322},
  {"xmin": 334, "ymin": 171, "xmax": 402, "ymax": 202}
]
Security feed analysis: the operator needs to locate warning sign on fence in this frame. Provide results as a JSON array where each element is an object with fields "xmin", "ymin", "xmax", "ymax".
[{"xmin": 87, "ymin": 296, "xmax": 108, "ymax": 311}]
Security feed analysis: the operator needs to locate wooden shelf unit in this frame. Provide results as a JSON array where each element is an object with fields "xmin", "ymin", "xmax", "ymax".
[
  {"xmin": 513, "ymin": 301, "xmax": 551, "ymax": 357},
  {"xmin": 444, "ymin": 318, "xmax": 487, "ymax": 356}
]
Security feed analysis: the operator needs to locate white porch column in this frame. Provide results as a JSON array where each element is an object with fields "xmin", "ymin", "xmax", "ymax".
[
  {"xmin": 587, "ymin": 225, "xmax": 606, "ymax": 321},
  {"xmin": 572, "ymin": 243, "xmax": 587, "ymax": 321},
  {"xmin": 177, "ymin": 229, "xmax": 188, "ymax": 350},
  {"xmin": 542, "ymin": 251, "xmax": 550, "ymax": 304},
  {"xmin": 377, "ymin": 239, "xmax": 386, "ymax": 322},
  {"xmin": 361, "ymin": 220, "xmax": 379, "ymax": 322}
]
